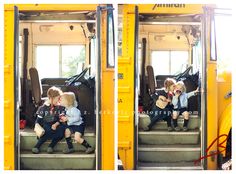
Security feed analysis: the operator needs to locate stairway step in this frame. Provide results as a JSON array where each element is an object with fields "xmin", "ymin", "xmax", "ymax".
[
  {"xmin": 139, "ymin": 114, "xmax": 200, "ymax": 130},
  {"xmin": 138, "ymin": 129, "xmax": 200, "ymax": 145},
  {"xmin": 20, "ymin": 151, "xmax": 95, "ymax": 170},
  {"xmin": 20, "ymin": 130, "xmax": 95, "ymax": 151},
  {"xmin": 138, "ymin": 144, "xmax": 201, "ymax": 163},
  {"xmin": 138, "ymin": 162, "xmax": 203, "ymax": 170}
]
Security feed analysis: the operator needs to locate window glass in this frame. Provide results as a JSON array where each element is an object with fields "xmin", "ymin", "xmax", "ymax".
[
  {"xmin": 170, "ymin": 51, "xmax": 189, "ymax": 75},
  {"xmin": 62, "ymin": 45, "xmax": 85, "ymax": 77},
  {"xmin": 107, "ymin": 9, "xmax": 115, "ymax": 67},
  {"xmin": 19, "ymin": 36, "xmax": 22, "ymax": 77},
  {"xmin": 36, "ymin": 45, "xmax": 59, "ymax": 79},
  {"xmin": 151, "ymin": 51, "xmax": 169, "ymax": 75},
  {"xmin": 210, "ymin": 17, "xmax": 217, "ymax": 61},
  {"xmin": 151, "ymin": 50, "xmax": 189, "ymax": 75}
]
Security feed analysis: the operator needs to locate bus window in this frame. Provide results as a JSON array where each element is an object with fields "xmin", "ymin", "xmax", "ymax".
[
  {"xmin": 107, "ymin": 7, "xmax": 115, "ymax": 68},
  {"xmin": 210, "ymin": 15, "xmax": 217, "ymax": 61},
  {"xmin": 151, "ymin": 50, "xmax": 188, "ymax": 75},
  {"xmin": 35, "ymin": 45, "xmax": 86, "ymax": 79},
  {"xmin": 61, "ymin": 45, "xmax": 85, "ymax": 77},
  {"xmin": 35, "ymin": 45, "xmax": 59, "ymax": 79}
]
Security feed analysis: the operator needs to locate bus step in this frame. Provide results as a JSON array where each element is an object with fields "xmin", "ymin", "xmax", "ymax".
[
  {"xmin": 138, "ymin": 144, "xmax": 201, "ymax": 163},
  {"xmin": 20, "ymin": 151, "xmax": 95, "ymax": 170},
  {"xmin": 139, "ymin": 114, "xmax": 200, "ymax": 130},
  {"xmin": 137, "ymin": 161, "xmax": 203, "ymax": 170},
  {"xmin": 20, "ymin": 130, "xmax": 95, "ymax": 152},
  {"xmin": 138, "ymin": 129, "xmax": 200, "ymax": 145}
]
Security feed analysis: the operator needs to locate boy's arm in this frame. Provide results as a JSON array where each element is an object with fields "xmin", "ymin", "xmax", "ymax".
[
  {"xmin": 172, "ymin": 95, "xmax": 178, "ymax": 107},
  {"xmin": 67, "ymin": 108, "xmax": 82, "ymax": 125},
  {"xmin": 187, "ymin": 89, "xmax": 198, "ymax": 99},
  {"xmin": 35, "ymin": 106, "xmax": 45, "ymax": 125}
]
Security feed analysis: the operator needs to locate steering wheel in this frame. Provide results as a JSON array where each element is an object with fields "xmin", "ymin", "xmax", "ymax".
[
  {"xmin": 174, "ymin": 65, "xmax": 192, "ymax": 81},
  {"xmin": 66, "ymin": 67, "xmax": 90, "ymax": 86}
]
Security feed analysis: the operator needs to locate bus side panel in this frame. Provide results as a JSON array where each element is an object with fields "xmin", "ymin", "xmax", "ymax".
[
  {"xmin": 4, "ymin": 7, "xmax": 16, "ymax": 170},
  {"xmin": 207, "ymin": 62, "xmax": 218, "ymax": 169},
  {"xmin": 218, "ymin": 104, "xmax": 231, "ymax": 157},
  {"xmin": 118, "ymin": 5, "xmax": 136, "ymax": 170}
]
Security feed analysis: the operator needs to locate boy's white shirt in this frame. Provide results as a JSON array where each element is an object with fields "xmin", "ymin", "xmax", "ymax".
[
  {"xmin": 65, "ymin": 106, "xmax": 83, "ymax": 126},
  {"xmin": 172, "ymin": 91, "xmax": 196, "ymax": 109}
]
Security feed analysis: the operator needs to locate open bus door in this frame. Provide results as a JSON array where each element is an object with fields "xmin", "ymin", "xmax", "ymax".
[
  {"xmin": 118, "ymin": 5, "xmax": 139, "ymax": 170},
  {"xmin": 4, "ymin": 5, "xmax": 20, "ymax": 170},
  {"xmin": 202, "ymin": 6, "xmax": 218, "ymax": 169},
  {"xmin": 96, "ymin": 4, "xmax": 115, "ymax": 170}
]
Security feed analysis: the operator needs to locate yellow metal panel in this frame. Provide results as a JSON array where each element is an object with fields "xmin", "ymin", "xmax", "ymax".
[
  {"xmin": 100, "ymin": 8, "xmax": 114, "ymax": 170},
  {"xmin": 118, "ymin": 5, "xmax": 136, "ymax": 170},
  {"xmin": 217, "ymin": 71, "xmax": 231, "ymax": 157},
  {"xmin": 128, "ymin": 4, "xmax": 205, "ymax": 14},
  {"xmin": 206, "ymin": 62, "xmax": 218, "ymax": 169},
  {"xmin": 5, "ymin": 4, "xmax": 98, "ymax": 11},
  {"xmin": 4, "ymin": 6, "xmax": 16, "ymax": 170},
  {"xmin": 218, "ymin": 104, "xmax": 231, "ymax": 157}
]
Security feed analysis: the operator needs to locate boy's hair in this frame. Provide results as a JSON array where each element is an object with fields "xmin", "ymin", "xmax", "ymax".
[
  {"xmin": 61, "ymin": 92, "xmax": 78, "ymax": 107},
  {"xmin": 176, "ymin": 81, "xmax": 186, "ymax": 92},
  {"xmin": 47, "ymin": 86, "xmax": 62, "ymax": 98},
  {"xmin": 164, "ymin": 78, "xmax": 176, "ymax": 90}
]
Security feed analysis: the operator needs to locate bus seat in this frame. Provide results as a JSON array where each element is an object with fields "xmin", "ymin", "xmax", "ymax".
[
  {"xmin": 29, "ymin": 67, "xmax": 46, "ymax": 107},
  {"xmin": 146, "ymin": 65, "xmax": 156, "ymax": 94}
]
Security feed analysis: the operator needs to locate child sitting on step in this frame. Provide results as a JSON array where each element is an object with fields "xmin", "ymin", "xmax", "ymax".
[
  {"xmin": 59, "ymin": 92, "xmax": 94, "ymax": 154},
  {"xmin": 172, "ymin": 81, "xmax": 198, "ymax": 131}
]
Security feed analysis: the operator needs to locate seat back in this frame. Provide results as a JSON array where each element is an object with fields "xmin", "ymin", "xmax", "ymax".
[
  {"xmin": 29, "ymin": 67, "xmax": 42, "ymax": 106},
  {"xmin": 146, "ymin": 65, "xmax": 156, "ymax": 94}
]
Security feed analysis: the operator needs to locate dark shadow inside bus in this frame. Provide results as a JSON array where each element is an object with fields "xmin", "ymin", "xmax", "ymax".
[{"xmin": 19, "ymin": 11, "xmax": 97, "ymax": 170}]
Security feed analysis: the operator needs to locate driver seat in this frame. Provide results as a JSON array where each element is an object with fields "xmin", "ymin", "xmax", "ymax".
[
  {"xmin": 29, "ymin": 67, "xmax": 46, "ymax": 108},
  {"xmin": 146, "ymin": 65, "xmax": 156, "ymax": 94}
]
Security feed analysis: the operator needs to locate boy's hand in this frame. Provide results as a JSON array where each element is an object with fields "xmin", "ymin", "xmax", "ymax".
[
  {"xmin": 60, "ymin": 116, "xmax": 68, "ymax": 122},
  {"xmin": 194, "ymin": 87, "xmax": 199, "ymax": 95},
  {"xmin": 51, "ymin": 123, "xmax": 58, "ymax": 130}
]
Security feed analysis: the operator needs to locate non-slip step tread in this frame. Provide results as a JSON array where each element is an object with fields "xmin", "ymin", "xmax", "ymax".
[
  {"xmin": 138, "ymin": 162, "xmax": 203, "ymax": 170},
  {"xmin": 139, "ymin": 114, "xmax": 199, "ymax": 119},
  {"xmin": 139, "ymin": 129, "xmax": 199, "ymax": 135},
  {"xmin": 20, "ymin": 128, "xmax": 95, "ymax": 137},
  {"xmin": 20, "ymin": 150, "xmax": 95, "ymax": 158},
  {"xmin": 138, "ymin": 144, "xmax": 201, "ymax": 151}
]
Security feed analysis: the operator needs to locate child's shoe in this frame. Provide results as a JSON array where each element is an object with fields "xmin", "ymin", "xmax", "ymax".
[
  {"xmin": 174, "ymin": 126, "xmax": 181, "ymax": 131},
  {"xmin": 32, "ymin": 147, "xmax": 39, "ymax": 154},
  {"xmin": 167, "ymin": 126, "xmax": 173, "ymax": 132},
  {"xmin": 85, "ymin": 147, "xmax": 95, "ymax": 154},
  {"xmin": 63, "ymin": 148, "xmax": 75, "ymax": 154},
  {"xmin": 183, "ymin": 126, "xmax": 188, "ymax": 131},
  {"xmin": 47, "ymin": 147, "xmax": 54, "ymax": 154}
]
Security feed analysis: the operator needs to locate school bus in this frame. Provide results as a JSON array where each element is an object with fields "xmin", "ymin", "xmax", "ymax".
[
  {"xmin": 118, "ymin": 4, "xmax": 232, "ymax": 170},
  {"xmin": 4, "ymin": 4, "xmax": 114, "ymax": 170}
]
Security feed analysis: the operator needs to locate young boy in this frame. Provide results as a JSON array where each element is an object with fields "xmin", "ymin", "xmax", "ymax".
[
  {"xmin": 172, "ymin": 81, "xmax": 198, "ymax": 131},
  {"xmin": 59, "ymin": 92, "xmax": 94, "ymax": 154}
]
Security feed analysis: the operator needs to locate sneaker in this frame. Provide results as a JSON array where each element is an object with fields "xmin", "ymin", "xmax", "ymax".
[
  {"xmin": 183, "ymin": 127, "xmax": 188, "ymax": 131},
  {"xmin": 63, "ymin": 148, "xmax": 74, "ymax": 154},
  {"xmin": 167, "ymin": 127, "xmax": 173, "ymax": 132},
  {"xmin": 85, "ymin": 147, "xmax": 95, "ymax": 154},
  {"xmin": 174, "ymin": 126, "xmax": 181, "ymax": 131},
  {"xmin": 47, "ymin": 147, "xmax": 54, "ymax": 154},
  {"xmin": 32, "ymin": 147, "xmax": 39, "ymax": 154},
  {"xmin": 143, "ymin": 126, "xmax": 150, "ymax": 131}
]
